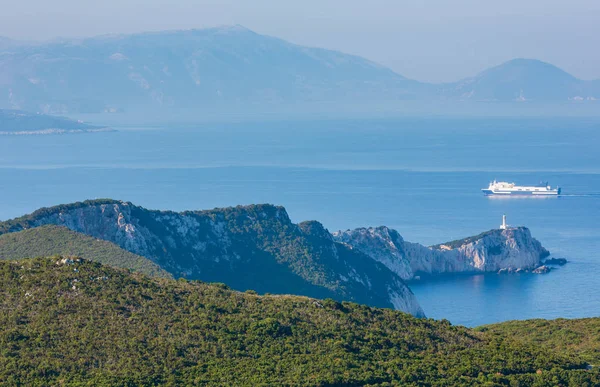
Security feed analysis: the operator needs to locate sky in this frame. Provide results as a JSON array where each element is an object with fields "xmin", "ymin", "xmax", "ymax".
[{"xmin": 1, "ymin": 0, "xmax": 599, "ymax": 83}]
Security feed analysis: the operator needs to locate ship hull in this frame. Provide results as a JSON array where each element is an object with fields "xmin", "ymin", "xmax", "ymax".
[{"xmin": 482, "ymin": 189, "xmax": 560, "ymax": 196}]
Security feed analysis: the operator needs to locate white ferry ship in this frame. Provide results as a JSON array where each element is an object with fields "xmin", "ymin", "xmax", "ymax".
[{"xmin": 482, "ymin": 180, "xmax": 561, "ymax": 196}]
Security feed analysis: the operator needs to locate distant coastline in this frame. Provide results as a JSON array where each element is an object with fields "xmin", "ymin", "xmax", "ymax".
[
  {"xmin": 0, "ymin": 127, "xmax": 115, "ymax": 135},
  {"xmin": 0, "ymin": 109, "xmax": 113, "ymax": 136}
]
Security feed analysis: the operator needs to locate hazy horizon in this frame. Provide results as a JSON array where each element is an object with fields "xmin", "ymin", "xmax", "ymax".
[{"xmin": 1, "ymin": 0, "xmax": 598, "ymax": 83}]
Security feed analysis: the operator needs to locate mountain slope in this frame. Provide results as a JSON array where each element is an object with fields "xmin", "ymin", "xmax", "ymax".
[
  {"xmin": 441, "ymin": 58, "xmax": 600, "ymax": 102},
  {"xmin": 0, "ymin": 199, "xmax": 424, "ymax": 316},
  {"xmin": 0, "ymin": 26, "xmax": 426, "ymax": 113},
  {"xmin": 478, "ymin": 318, "xmax": 600, "ymax": 366},
  {"xmin": 1, "ymin": 257, "xmax": 597, "ymax": 386},
  {"xmin": 0, "ymin": 225, "xmax": 171, "ymax": 278}
]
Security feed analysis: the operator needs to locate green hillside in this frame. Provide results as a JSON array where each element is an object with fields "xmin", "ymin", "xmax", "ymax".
[
  {"xmin": 478, "ymin": 318, "xmax": 600, "ymax": 366},
  {"xmin": 0, "ymin": 225, "xmax": 171, "ymax": 279},
  {"xmin": 0, "ymin": 257, "xmax": 598, "ymax": 386},
  {"xmin": 0, "ymin": 200, "xmax": 424, "ymax": 315}
]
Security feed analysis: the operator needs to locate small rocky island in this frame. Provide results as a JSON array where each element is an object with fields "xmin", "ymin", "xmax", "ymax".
[{"xmin": 0, "ymin": 109, "xmax": 113, "ymax": 135}]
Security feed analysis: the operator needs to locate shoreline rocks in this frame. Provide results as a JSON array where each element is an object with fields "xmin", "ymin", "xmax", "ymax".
[
  {"xmin": 497, "ymin": 265, "xmax": 552, "ymax": 275},
  {"xmin": 532, "ymin": 265, "xmax": 552, "ymax": 274}
]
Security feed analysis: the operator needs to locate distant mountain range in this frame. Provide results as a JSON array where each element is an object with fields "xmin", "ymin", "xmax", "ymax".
[
  {"xmin": 1, "ymin": 26, "xmax": 598, "ymax": 113},
  {"xmin": 440, "ymin": 58, "xmax": 599, "ymax": 102}
]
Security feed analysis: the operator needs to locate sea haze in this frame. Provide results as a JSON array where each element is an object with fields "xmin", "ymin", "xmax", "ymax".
[{"xmin": 0, "ymin": 116, "xmax": 598, "ymax": 326}]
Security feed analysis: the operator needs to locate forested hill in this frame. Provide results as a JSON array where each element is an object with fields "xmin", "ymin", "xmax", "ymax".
[
  {"xmin": 477, "ymin": 319, "xmax": 600, "ymax": 366},
  {"xmin": 0, "ymin": 225, "xmax": 171, "ymax": 278},
  {"xmin": 0, "ymin": 199, "xmax": 424, "ymax": 316},
  {"xmin": 0, "ymin": 198, "xmax": 555, "ymax": 317},
  {"xmin": 0, "ymin": 257, "xmax": 598, "ymax": 386}
]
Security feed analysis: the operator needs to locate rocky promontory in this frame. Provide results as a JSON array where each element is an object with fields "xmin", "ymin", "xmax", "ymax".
[
  {"xmin": 0, "ymin": 199, "xmax": 553, "ymax": 316},
  {"xmin": 0, "ymin": 200, "xmax": 424, "ymax": 317},
  {"xmin": 333, "ymin": 226, "xmax": 550, "ymax": 280}
]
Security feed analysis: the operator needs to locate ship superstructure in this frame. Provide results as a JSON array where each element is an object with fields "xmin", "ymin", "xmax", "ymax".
[{"xmin": 482, "ymin": 180, "xmax": 561, "ymax": 196}]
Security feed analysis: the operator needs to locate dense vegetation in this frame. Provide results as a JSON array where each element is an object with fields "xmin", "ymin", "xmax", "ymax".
[
  {"xmin": 0, "ymin": 225, "xmax": 171, "ymax": 278},
  {"xmin": 478, "ymin": 319, "xmax": 600, "ymax": 366},
  {"xmin": 0, "ymin": 200, "xmax": 421, "ymax": 314},
  {"xmin": 190, "ymin": 205, "xmax": 416, "ymax": 309},
  {"xmin": 1, "ymin": 257, "xmax": 598, "ymax": 386}
]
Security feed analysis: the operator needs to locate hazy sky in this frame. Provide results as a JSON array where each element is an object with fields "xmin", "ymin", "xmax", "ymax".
[{"xmin": 1, "ymin": 0, "xmax": 599, "ymax": 83}]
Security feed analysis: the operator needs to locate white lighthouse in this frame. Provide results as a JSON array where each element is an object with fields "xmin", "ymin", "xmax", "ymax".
[{"xmin": 500, "ymin": 214, "xmax": 508, "ymax": 230}]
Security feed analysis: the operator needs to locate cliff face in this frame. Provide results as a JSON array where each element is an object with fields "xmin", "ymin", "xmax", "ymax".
[
  {"xmin": 333, "ymin": 226, "xmax": 549, "ymax": 280},
  {"xmin": 431, "ymin": 228, "xmax": 549, "ymax": 274},
  {"xmin": 0, "ymin": 200, "xmax": 424, "ymax": 317}
]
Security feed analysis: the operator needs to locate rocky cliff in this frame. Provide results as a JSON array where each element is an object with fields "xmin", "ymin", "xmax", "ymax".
[
  {"xmin": 333, "ymin": 226, "xmax": 549, "ymax": 280},
  {"xmin": 0, "ymin": 200, "xmax": 424, "ymax": 317}
]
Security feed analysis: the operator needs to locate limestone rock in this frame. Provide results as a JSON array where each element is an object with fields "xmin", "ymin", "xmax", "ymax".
[
  {"xmin": 533, "ymin": 265, "xmax": 552, "ymax": 274},
  {"xmin": 333, "ymin": 226, "xmax": 550, "ymax": 280}
]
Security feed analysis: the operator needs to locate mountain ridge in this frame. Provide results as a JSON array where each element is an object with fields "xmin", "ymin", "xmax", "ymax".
[
  {"xmin": 1, "ymin": 26, "xmax": 597, "ymax": 113},
  {"xmin": 0, "ymin": 199, "xmax": 553, "ymax": 317},
  {"xmin": 443, "ymin": 58, "xmax": 599, "ymax": 102},
  {"xmin": 0, "ymin": 26, "xmax": 425, "ymax": 113},
  {"xmin": 0, "ymin": 199, "xmax": 425, "ymax": 316}
]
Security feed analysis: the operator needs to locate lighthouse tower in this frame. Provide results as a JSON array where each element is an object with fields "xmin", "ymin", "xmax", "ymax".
[{"xmin": 500, "ymin": 214, "xmax": 508, "ymax": 230}]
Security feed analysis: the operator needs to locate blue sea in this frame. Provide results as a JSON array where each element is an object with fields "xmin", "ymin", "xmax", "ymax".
[{"xmin": 1, "ymin": 116, "xmax": 599, "ymax": 326}]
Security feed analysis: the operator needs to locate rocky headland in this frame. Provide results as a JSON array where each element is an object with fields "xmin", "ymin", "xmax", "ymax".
[
  {"xmin": 0, "ymin": 199, "xmax": 554, "ymax": 317},
  {"xmin": 0, "ymin": 200, "xmax": 424, "ymax": 317},
  {"xmin": 333, "ymin": 226, "xmax": 551, "ymax": 280}
]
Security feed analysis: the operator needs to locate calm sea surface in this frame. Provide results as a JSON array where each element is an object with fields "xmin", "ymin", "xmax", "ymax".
[{"xmin": 1, "ymin": 116, "xmax": 599, "ymax": 326}]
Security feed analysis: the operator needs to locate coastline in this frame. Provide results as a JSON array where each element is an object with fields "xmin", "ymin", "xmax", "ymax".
[{"xmin": 0, "ymin": 127, "xmax": 115, "ymax": 135}]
